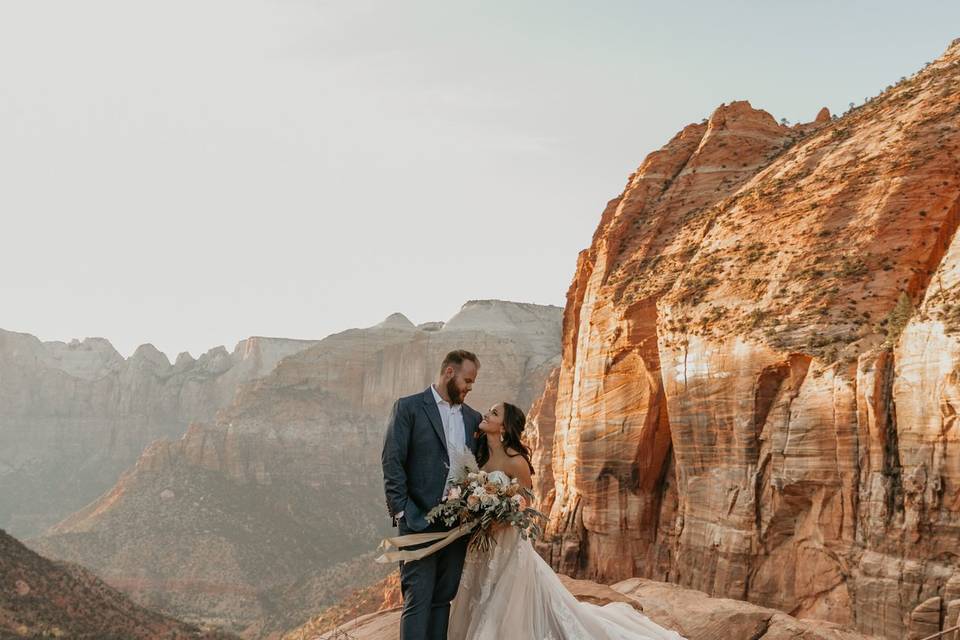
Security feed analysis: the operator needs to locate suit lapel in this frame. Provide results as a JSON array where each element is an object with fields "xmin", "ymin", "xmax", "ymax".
[{"xmin": 421, "ymin": 387, "xmax": 447, "ymax": 452}]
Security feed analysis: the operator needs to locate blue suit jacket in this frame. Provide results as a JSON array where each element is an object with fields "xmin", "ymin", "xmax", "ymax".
[{"xmin": 381, "ymin": 387, "xmax": 482, "ymax": 532}]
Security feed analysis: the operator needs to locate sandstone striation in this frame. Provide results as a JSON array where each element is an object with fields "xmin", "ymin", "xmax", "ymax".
[
  {"xmin": 532, "ymin": 39, "xmax": 960, "ymax": 639},
  {"xmin": 0, "ymin": 330, "xmax": 317, "ymax": 537},
  {"xmin": 32, "ymin": 300, "xmax": 562, "ymax": 637}
]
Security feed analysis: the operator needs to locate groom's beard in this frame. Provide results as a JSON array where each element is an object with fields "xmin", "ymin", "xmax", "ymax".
[{"xmin": 446, "ymin": 378, "xmax": 464, "ymax": 405}]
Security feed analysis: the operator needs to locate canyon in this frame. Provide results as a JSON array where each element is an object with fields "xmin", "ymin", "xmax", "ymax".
[
  {"xmin": 29, "ymin": 300, "xmax": 561, "ymax": 637},
  {"xmin": 8, "ymin": 36, "xmax": 960, "ymax": 640}
]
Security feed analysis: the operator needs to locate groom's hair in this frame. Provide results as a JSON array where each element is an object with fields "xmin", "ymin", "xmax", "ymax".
[{"xmin": 440, "ymin": 349, "xmax": 480, "ymax": 374}]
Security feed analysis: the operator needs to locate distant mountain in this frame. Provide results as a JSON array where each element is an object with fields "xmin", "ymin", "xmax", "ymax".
[
  {"xmin": 31, "ymin": 300, "xmax": 562, "ymax": 637},
  {"xmin": 0, "ymin": 528, "xmax": 236, "ymax": 639},
  {"xmin": 0, "ymin": 329, "xmax": 318, "ymax": 536}
]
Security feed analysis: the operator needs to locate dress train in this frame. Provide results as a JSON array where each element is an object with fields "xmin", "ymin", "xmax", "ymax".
[{"xmin": 448, "ymin": 526, "xmax": 685, "ymax": 640}]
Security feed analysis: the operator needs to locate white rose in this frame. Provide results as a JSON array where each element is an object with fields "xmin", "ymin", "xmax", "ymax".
[
  {"xmin": 447, "ymin": 486, "xmax": 462, "ymax": 500},
  {"xmin": 487, "ymin": 470, "xmax": 510, "ymax": 487}
]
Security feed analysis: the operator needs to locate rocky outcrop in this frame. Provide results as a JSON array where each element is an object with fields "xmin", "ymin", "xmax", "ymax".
[
  {"xmin": 613, "ymin": 578, "xmax": 880, "ymax": 640},
  {"xmin": 31, "ymin": 300, "xmax": 562, "ymax": 637},
  {"xmin": 532, "ymin": 39, "xmax": 960, "ymax": 639},
  {"xmin": 281, "ymin": 573, "xmax": 401, "ymax": 640},
  {"xmin": 310, "ymin": 573, "xmax": 879, "ymax": 640},
  {"xmin": 0, "ymin": 528, "xmax": 236, "ymax": 639},
  {"xmin": 0, "ymin": 330, "xmax": 317, "ymax": 536}
]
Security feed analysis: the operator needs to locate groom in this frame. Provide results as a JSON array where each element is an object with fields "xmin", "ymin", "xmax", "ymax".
[{"xmin": 381, "ymin": 349, "xmax": 483, "ymax": 640}]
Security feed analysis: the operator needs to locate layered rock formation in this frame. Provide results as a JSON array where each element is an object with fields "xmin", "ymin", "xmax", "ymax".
[
  {"xmin": 0, "ymin": 330, "xmax": 317, "ymax": 536},
  {"xmin": 309, "ymin": 573, "xmax": 879, "ymax": 640},
  {"xmin": 0, "ymin": 528, "xmax": 236, "ymax": 639},
  {"xmin": 533, "ymin": 39, "xmax": 960, "ymax": 639},
  {"xmin": 32, "ymin": 300, "xmax": 561, "ymax": 637}
]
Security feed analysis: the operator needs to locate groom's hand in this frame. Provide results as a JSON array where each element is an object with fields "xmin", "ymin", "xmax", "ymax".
[{"xmin": 384, "ymin": 497, "xmax": 405, "ymax": 527}]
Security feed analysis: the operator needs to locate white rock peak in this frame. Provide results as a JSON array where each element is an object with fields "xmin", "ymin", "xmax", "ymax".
[{"xmin": 376, "ymin": 313, "xmax": 417, "ymax": 330}]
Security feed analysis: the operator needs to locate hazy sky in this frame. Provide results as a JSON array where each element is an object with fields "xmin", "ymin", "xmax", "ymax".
[{"xmin": 3, "ymin": 1, "xmax": 958, "ymax": 358}]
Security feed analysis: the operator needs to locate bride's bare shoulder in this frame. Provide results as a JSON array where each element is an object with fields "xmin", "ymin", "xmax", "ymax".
[
  {"xmin": 503, "ymin": 453, "xmax": 533, "ymax": 488},
  {"xmin": 502, "ymin": 448, "xmax": 524, "ymax": 466}
]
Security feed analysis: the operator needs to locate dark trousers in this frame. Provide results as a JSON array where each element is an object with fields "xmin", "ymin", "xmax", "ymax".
[{"xmin": 398, "ymin": 521, "xmax": 468, "ymax": 640}]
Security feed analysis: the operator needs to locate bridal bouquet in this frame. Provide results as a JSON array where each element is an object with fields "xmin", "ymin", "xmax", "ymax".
[{"xmin": 426, "ymin": 452, "xmax": 544, "ymax": 553}]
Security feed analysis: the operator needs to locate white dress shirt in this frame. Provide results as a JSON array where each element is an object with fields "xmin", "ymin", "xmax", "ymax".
[{"xmin": 431, "ymin": 384, "xmax": 466, "ymax": 485}]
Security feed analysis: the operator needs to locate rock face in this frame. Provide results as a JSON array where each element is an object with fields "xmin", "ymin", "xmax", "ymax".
[
  {"xmin": 32, "ymin": 300, "xmax": 562, "ymax": 637},
  {"xmin": 0, "ymin": 528, "xmax": 236, "ymax": 639},
  {"xmin": 282, "ymin": 573, "xmax": 401, "ymax": 640},
  {"xmin": 310, "ymin": 573, "xmax": 879, "ymax": 640},
  {"xmin": 0, "ymin": 330, "xmax": 318, "ymax": 536},
  {"xmin": 532, "ymin": 39, "xmax": 960, "ymax": 639},
  {"xmin": 613, "ymin": 578, "xmax": 880, "ymax": 640}
]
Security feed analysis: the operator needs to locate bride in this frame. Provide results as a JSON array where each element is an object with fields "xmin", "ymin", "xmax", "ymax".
[{"xmin": 447, "ymin": 402, "xmax": 685, "ymax": 640}]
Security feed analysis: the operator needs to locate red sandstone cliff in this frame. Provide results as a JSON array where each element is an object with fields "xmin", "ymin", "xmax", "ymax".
[{"xmin": 532, "ymin": 38, "xmax": 960, "ymax": 640}]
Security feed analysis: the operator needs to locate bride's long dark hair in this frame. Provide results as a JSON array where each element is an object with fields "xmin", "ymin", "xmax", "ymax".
[{"xmin": 476, "ymin": 402, "xmax": 535, "ymax": 475}]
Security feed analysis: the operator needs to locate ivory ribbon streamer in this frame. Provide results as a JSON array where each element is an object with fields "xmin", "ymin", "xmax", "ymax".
[{"xmin": 375, "ymin": 522, "xmax": 477, "ymax": 563}]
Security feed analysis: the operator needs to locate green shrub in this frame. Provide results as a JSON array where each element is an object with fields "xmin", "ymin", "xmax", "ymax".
[{"xmin": 878, "ymin": 292, "xmax": 914, "ymax": 348}]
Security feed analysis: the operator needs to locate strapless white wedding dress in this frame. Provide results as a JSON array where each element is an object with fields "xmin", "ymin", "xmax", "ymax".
[{"xmin": 448, "ymin": 525, "xmax": 685, "ymax": 640}]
